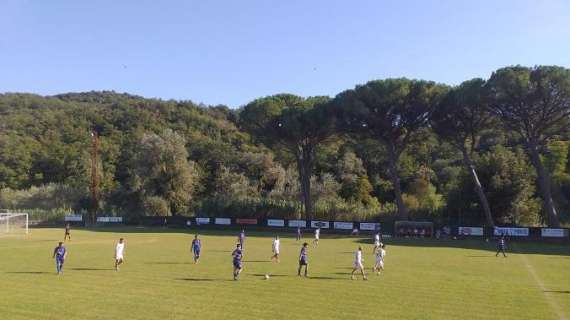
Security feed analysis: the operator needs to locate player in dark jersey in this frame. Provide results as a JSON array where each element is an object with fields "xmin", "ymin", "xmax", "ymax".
[
  {"xmin": 191, "ymin": 234, "xmax": 202, "ymax": 263},
  {"xmin": 64, "ymin": 223, "xmax": 71, "ymax": 241},
  {"xmin": 232, "ymin": 244, "xmax": 243, "ymax": 280},
  {"xmin": 297, "ymin": 242, "xmax": 309, "ymax": 277},
  {"xmin": 496, "ymin": 233, "xmax": 507, "ymax": 257},
  {"xmin": 238, "ymin": 230, "xmax": 246, "ymax": 250},
  {"xmin": 52, "ymin": 242, "xmax": 67, "ymax": 275}
]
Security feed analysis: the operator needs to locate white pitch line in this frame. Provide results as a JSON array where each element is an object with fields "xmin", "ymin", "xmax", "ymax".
[{"xmin": 518, "ymin": 251, "xmax": 567, "ymax": 320}]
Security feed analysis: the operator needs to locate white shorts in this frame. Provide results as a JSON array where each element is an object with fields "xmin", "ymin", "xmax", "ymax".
[
  {"xmin": 375, "ymin": 258, "xmax": 384, "ymax": 267},
  {"xmin": 374, "ymin": 241, "xmax": 381, "ymax": 246},
  {"xmin": 273, "ymin": 250, "xmax": 280, "ymax": 255},
  {"xmin": 116, "ymin": 255, "xmax": 124, "ymax": 261},
  {"xmin": 354, "ymin": 262, "xmax": 363, "ymax": 270}
]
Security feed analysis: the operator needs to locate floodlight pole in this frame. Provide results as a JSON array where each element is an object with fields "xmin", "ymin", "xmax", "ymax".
[{"xmin": 89, "ymin": 130, "xmax": 100, "ymax": 225}]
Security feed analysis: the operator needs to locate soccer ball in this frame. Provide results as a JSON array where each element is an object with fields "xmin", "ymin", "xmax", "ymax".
[{"xmin": 264, "ymin": 274, "xmax": 270, "ymax": 280}]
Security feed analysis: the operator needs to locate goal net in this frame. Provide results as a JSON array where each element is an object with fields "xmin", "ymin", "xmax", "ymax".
[{"xmin": 0, "ymin": 212, "xmax": 29, "ymax": 234}]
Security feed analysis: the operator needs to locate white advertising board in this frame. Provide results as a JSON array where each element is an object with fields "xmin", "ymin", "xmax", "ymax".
[
  {"xmin": 494, "ymin": 227, "xmax": 529, "ymax": 237},
  {"xmin": 458, "ymin": 227, "xmax": 484, "ymax": 236},
  {"xmin": 310, "ymin": 221, "xmax": 330, "ymax": 229},
  {"xmin": 215, "ymin": 218, "xmax": 231, "ymax": 225},
  {"xmin": 333, "ymin": 222, "xmax": 353, "ymax": 230},
  {"xmin": 288, "ymin": 220, "xmax": 307, "ymax": 228},
  {"xmin": 267, "ymin": 219, "xmax": 285, "ymax": 227}
]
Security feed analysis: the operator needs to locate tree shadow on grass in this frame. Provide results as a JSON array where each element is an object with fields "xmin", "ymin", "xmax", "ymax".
[
  {"xmin": 354, "ymin": 238, "xmax": 570, "ymax": 256},
  {"xmin": 6, "ymin": 271, "xmax": 49, "ymax": 275}
]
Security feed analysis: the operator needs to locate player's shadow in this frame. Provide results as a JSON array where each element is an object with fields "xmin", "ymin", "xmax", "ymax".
[
  {"xmin": 175, "ymin": 278, "xmax": 217, "ymax": 282},
  {"xmin": 5, "ymin": 271, "xmax": 49, "ymax": 275},
  {"xmin": 544, "ymin": 290, "xmax": 570, "ymax": 294},
  {"xmin": 465, "ymin": 255, "xmax": 494, "ymax": 258},
  {"xmin": 70, "ymin": 267, "xmax": 114, "ymax": 271},
  {"xmin": 251, "ymin": 273, "xmax": 288, "ymax": 277},
  {"xmin": 308, "ymin": 276, "xmax": 339, "ymax": 280},
  {"xmin": 145, "ymin": 262, "xmax": 191, "ymax": 265},
  {"xmin": 242, "ymin": 260, "xmax": 269, "ymax": 263}
]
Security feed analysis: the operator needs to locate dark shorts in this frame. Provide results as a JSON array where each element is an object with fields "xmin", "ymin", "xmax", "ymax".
[
  {"xmin": 299, "ymin": 258, "xmax": 308, "ymax": 266},
  {"xmin": 193, "ymin": 248, "xmax": 200, "ymax": 256},
  {"xmin": 233, "ymin": 260, "xmax": 242, "ymax": 269}
]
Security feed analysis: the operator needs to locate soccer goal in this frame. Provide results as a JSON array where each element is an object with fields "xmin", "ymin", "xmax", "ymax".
[{"xmin": 0, "ymin": 211, "xmax": 29, "ymax": 234}]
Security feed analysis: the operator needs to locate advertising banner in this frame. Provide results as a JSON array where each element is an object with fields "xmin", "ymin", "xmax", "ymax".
[
  {"xmin": 288, "ymin": 220, "xmax": 307, "ymax": 228},
  {"xmin": 494, "ymin": 227, "xmax": 529, "ymax": 237},
  {"xmin": 333, "ymin": 222, "xmax": 353, "ymax": 230},
  {"xmin": 541, "ymin": 228, "xmax": 568, "ymax": 238},
  {"xmin": 359, "ymin": 223, "xmax": 380, "ymax": 231},
  {"xmin": 310, "ymin": 221, "xmax": 330, "ymax": 229},
  {"xmin": 64, "ymin": 215, "xmax": 83, "ymax": 222},
  {"xmin": 458, "ymin": 227, "xmax": 484, "ymax": 236},
  {"xmin": 97, "ymin": 217, "xmax": 122, "ymax": 223},
  {"xmin": 236, "ymin": 218, "xmax": 258, "ymax": 225},
  {"xmin": 196, "ymin": 218, "xmax": 211, "ymax": 225},
  {"xmin": 215, "ymin": 218, "xmax": 231, "ymax": 225},
  {"xmin": 267, "ymin": 219, "xmax": 285, "ymax": 227}
]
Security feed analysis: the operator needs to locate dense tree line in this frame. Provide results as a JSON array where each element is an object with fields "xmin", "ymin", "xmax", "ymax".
[{"xmin": 0, "ymin": 65, "xmax": 569, "ymax": 226}]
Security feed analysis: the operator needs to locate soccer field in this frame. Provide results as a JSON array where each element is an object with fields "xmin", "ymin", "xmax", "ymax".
[{"xmin": 1, "ymin": 228, "xmax": 569, "ymax": 320}]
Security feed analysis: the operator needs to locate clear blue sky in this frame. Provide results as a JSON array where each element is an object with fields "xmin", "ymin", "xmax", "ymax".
[{"xmin": 1, "ymin": 0, "xmax": 569, "ymax": 107}]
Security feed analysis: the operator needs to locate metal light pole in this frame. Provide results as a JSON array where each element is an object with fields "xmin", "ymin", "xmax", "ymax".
[{"xmin": 89, "ymin": 130, "xmax": 100, "ymax": 225}]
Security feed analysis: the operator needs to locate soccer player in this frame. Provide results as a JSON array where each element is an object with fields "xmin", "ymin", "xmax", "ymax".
[
  {"xmin": 238, "ymin": 229, "xmax": 246, "ymax": 250},
  {"xmin": 232, "ymin": 244, "xmax": 243, "ymax": 280},
  {"xmin": 297, "ymin": 242, "xmax": 309, "ymax": 277},
  {"xmin": 373, "ymin": 243, "xmax": 386, "ymax": 275},
  {"xmin": 313, "ymin": 228, "xmax": 320, "ymax": 246},
  {"xmin": 296, "ymin": 227, "xmax": 302, "ymax": 241},
  {"xmin": 115, "ymin": 238, "xmax": 125, "ymax": 271},
  {"xmin": 64, "ymin": 223, "xmax": 71, "ymax": 241},
  {"xmin": 373, "ymin": 232, "xmax": 381, "ymax": 253},
  {"xmin": 351, "ymin": 246, "xmax": 367, "ymax": 280},
  {"xmin": 271, "ymin": 235, "xmax": 280, "ymax": 263},
  {"xmin": 496, "ymin": 233, "xmax": 507, "ymax": 257},
  {"xmin": 191, "ymin": 234, "xmax": 202, "ymax": 263},
  {"xmin": 52, "ymin": 242, "xmax": 67, "ymax": 275}
]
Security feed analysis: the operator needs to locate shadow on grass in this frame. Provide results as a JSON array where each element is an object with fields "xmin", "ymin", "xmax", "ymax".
[
  {"xmin": 307, "ymin": 276, "xmax": 339, "ymax": 280},
  {"xmin": 145, "ymin": 262, "xmax": 191, "ymax": 265},
  {"xmin": 251, "ymin": 273, "xmax": 288, "ymax": 277},
  {"xmin": 354, "ymin": 238, "xmax": 570, "ymax": 256},
  {"xmin": 242, "ymin": 260, "xmax": 270, "ymax": 263},
  {"xmin": 544, "ymin": 290, "xmax": 570, "ymax": 294},
  {"xmin": 175, "ymin": 278, "xmax": 217, "ymax": 282},
  {"xmin": 70, "ymin": 267, "xmax": 114, "ymax": 271},
  {"xmin": 6, "ymin": 271, "xmax": 50, "ymax": 275}
]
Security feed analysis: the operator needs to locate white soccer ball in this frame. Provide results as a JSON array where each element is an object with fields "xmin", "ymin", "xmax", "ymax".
[{"xmin": 264, "ymin": 274, "xmax": 270, "ymax": 280}]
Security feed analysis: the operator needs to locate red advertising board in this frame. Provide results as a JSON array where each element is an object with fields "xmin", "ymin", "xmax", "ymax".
[{"xmin": 236, "ymin": 218, "xmax": 258, "ymax": 225}]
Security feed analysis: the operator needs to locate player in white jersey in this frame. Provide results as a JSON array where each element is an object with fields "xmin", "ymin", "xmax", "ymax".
[
  {"xmin": 373, "ymin": 243, "xmax": 386, "ymax": 275},
  {"xmin": 373, "ymin": 232, "xmax": 381, "ymax": 253},
  {"xmin": 114, "ymin": 238, "xmax": 125, "ymax": 271},
  {"xmin": 271, "ymin": 236, "xmax": 280, "ymax": 263},
  {"xmin": 313, "ymin": 228, "xmax": 320, "ymax": 246},
  {"xmin": 351, "ymin": 246, "xmax": 367, "ymax": 280}
]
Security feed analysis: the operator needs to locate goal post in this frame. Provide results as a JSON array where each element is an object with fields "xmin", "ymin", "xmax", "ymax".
[{"xmin": 0, "ymin": 212, "xmax": 29, "ymax": 234}]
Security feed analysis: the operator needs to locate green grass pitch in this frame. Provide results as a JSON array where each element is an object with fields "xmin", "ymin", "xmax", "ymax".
[{"xmin": 1, "ymin": 228, "xmax": 569, "ymax": 320}]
